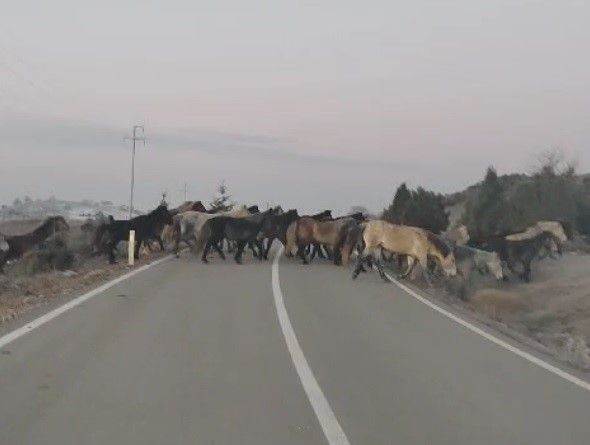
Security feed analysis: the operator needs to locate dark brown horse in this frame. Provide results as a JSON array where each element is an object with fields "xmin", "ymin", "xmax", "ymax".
[
  {"xmin": 259, "ymin": 209, "xmax": 299, "ymax": 259},
  {"xmin": 470, "ymin": 231, "xmax": 559, "ymax": 282},
  {"xmin": 0, "ymin": 216, "xmax": 70, "ymax": 272}
]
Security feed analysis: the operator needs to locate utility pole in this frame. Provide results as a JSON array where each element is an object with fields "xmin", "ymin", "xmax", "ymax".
[
  {"xmin": 177, "ymin": 183, "xmax": 188, "ymax": 202},
  {"xmin": 124, "ymin": 125, "xmax": 145, "ymax": 219}
]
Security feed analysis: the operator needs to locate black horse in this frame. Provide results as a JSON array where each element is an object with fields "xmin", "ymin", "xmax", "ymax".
[
  {"xmin": 470, "ymin": 231, "xmax": 559, "ymax": 282},
  {"xmin": 259, "ymin": 209, "xmax": 299, "ymax": 259},
  {"xmin": 195, "ymin": 209, "xmax": 275, "ymax": 264},
  {"xmin": 98, "ymin": 205, "xmax": 173, "ymax": 264},
  {"xmin": 0, "ymin": 216, "xmax": 70, "ymax": 272}
]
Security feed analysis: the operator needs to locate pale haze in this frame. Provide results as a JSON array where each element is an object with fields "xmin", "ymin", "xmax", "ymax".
[{"xmin": 1, "ymin": 0, "xmax": 589, "ymax": 213}]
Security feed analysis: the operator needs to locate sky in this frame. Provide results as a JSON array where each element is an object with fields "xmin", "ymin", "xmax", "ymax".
[{"xmin": 1, "ymin": 0, "xmax": 589, "ymax": 214}]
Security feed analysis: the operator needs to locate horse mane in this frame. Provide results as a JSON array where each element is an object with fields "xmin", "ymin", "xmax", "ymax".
[
  {"xmin": 427, "ymin": 232, "xmax": 451, "ymax": 257},
  {"xmin": 34, "ymin": 216, "xmax": 67, "ymax": 234},
  {"xmin": 557, "ymin": 220, "xmax": 574, "ymax": 240}
]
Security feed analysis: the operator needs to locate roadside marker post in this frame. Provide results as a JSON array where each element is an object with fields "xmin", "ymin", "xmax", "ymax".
[{"xmin": 128, "ymin": 230, "xmax": 135, "ymax": 266}]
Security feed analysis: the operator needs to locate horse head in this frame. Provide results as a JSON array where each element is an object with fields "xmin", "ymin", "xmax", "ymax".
[
  {"xmin": 486, "ymin": 252, "xmax": 504, "ymax": 280},
  {"xmin": 441, "ymin": 253, "xmax": 457, "ymax": 277},
  {"xmin": 49, "ymin": 216, "xmax": 70, "ymax": 233},
  {"xmin": 428, "ymin": 233, "xmax": 456, "ymax": 277},
  {"xmin": 152, "ymin": 205, "xmax": 174, "ymax": 225}
]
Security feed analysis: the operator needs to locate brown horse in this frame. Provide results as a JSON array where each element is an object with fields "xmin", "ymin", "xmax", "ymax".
[
  {"xmin": 0, "ymin": 216, "xmax": 70, "ymax": 272},
  {"xmin": 285, "ymin": 216, "xmax": 356, "ymax": 265},
  {"xmin": 351, "ymin": 220, "xmax": 457, "ymax": 284}
]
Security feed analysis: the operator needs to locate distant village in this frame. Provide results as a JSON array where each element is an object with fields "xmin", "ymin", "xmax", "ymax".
[{"xmin": 0, "ymin": 197, "xmax": 141, "ymax": 221}]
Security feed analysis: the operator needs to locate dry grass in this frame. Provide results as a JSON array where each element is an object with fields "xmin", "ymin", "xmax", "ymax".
[
  {"xmin": 470, "ymin": 289, "xmax": 529, "ymax": 321},
  {"xmin": 0, "ymin": 218, "xmax": 167, "ymax": 323}
]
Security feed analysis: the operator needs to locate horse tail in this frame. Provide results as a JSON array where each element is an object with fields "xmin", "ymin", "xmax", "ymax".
[
  {"xmin": 193, "ymin": 219, "xmax": 212, "ymax": 254},
  {"xmin": 92, "ymin": 223, "xmax": 109, "ymax": 255},
  {"xmin": 284, "ymin": 220, "xmax": 298, "ymax": 257}
]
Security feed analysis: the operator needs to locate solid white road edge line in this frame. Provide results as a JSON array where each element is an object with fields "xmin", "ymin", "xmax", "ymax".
[
  {"xmin": 272, "ymin": 247, "xmax": 350, "ymax": 445},
  {"xmin": 383, "ymin": 271, "xmax": 590, "ymax": 393},
  {"xmin": 0, "ymin": 255, "xmax": 173, "ymax": 350}
]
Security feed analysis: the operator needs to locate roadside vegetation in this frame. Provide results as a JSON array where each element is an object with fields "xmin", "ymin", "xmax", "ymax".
[{"xmin": 378, "ymin": 150, "xmax": 590, "ymax": 369}]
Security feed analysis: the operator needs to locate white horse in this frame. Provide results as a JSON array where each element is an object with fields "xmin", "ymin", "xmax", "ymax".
[
  {"xmin": 453, "ymin": 245, "xmax": 504, "ymax": 281},
  {"xmin": 506, "ymin": 221, "xmax": 568, "ymax": 243},
  {"xmin": 506, "ymin": 221, "xmax": 568, "ymax": 258}
]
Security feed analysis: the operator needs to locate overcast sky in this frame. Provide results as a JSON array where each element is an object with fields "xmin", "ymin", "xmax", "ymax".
[{"xmin": 1, "ymin": 1, "xmax": 588, "ymax": 214}]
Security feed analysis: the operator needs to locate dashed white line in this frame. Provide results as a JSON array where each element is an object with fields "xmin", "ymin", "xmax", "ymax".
[
  {"xmin": 383, "ymin": 271, "xmax": 590, "ymax": 393},
  {"xmin": 0, "ymin": 255, "xmax": 173, "ymax": 349},
  {"xmin": 272, "ymin": 247, "xmax": 350, "ymax": 445}
]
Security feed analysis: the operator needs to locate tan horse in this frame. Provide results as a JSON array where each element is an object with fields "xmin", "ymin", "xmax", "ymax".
[
  {"xmin": 351, "ymin": 220, "xmax": 457, "ymax": 283},
  {"xmin": 285, "ymin": 216, "xmax": 355, "ymax": 264}
]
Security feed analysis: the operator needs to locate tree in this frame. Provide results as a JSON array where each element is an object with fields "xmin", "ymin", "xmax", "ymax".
[
  {"xmin": 382, "ymin": 182, "xmax": 411, "ymax": 224},
  {"xmin": 404, "ymin": 187, "xmax": 449, "ymax": 234},
  {"xmin": 209, "ymin": 180, "xmax": 234, "ymax": 212},
  {"xmin": 382, "ymin": 183, "xmax": 449, "ymax": 234},
  {"xmin": 13, "ymin": 198, "xmax": 22, "ymax": 207},
  {"xmin": 463, "ymin": 167, "xmax": 506, "ymax": 238}
]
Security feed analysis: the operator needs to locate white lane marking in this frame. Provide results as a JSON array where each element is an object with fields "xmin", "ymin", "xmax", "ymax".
[
  {"xmin": 383, "ymin": 271, "xmax": 590, "ymax": 393},
  {"xmin": 0, "ymin": 255, "xmax": 173, "ymax": 349},
  {"xmin": 272, "ymin": 248, "xmax": 350, "ymax": 445}
]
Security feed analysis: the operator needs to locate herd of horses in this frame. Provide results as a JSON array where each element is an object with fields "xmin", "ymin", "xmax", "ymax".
[{"xmin": 0, "ymin": 200, "xmax": 572, "ymax": 287}]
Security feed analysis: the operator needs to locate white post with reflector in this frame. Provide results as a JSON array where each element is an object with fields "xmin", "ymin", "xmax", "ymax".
[{"xmin": 128, "ymin": 230, "xmax": 135, "ymax": 266}]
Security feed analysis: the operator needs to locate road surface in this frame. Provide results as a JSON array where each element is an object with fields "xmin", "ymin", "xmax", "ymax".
[{"xmin": 1, "ymin": 251, "xmax": 590, "ymax": 444}]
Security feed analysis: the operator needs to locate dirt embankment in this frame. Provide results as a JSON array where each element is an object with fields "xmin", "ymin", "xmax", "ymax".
[
  {"xmin": 419, "ymin": 251, "xmax": 590, "ymax": 370},
  {"xmin": 0, "ymin": 219, "xmax": 167, "ymax": 323}
]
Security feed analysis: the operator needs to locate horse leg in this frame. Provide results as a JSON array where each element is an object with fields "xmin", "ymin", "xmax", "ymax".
[
  {"xmin": 372, "ymin": 255, "xmax": 389, "ymax": 282},
  {"xmin": 134, "ymin": 238, "xmax": 142, "ymax": 259},
  {"xmin": 522, "ymin": 259, "xmax": 532, "ymax": 282},
  {"xmin": 297, "ymin": 244, "xmax": 309, "ymax": 264},
  {"xmin": 399, "ymin": 256, "xmax": 416, "ymax": 279},
  {"xmin": 418, "ymin": 256, "xmax": 433, "ymax": 287},
  {"xmin": 263, "ymin": 237, "xmax": 274, "ymax": 259},
  {"xmin": 309, "ymin": 244, "xmax": 318, "ymax": 261},
  {"xmin": 352, "ymin": 253, "xmax": 367, "ymax": 279},
  {"xmin": 107, "ymin": 242, "xmax": 117, "ymax": 264},
  {"xmin": 333, "ymin": 244, "xmax": 342, "ymax": 265},
  {"xmin": 247, "ymin": 240, "xmax": 259, "ymax": 258},
  {"xmin": 156, "ymin": 235, "xmax": 165, "ymax": 252},
  {"xmin": 234, "ymin": 240, "xmax": 246, "ymax": 264},
  {"xmin": 211, "ymin": 239, "xmax": 226, "ymax": 260},
  {"xmin": 255, "ymin": 240, "xmax": 265, "ymax": 260},
  {"xmin": 201, "ymin": 241, "xmax": 212, "ymax": 263}
]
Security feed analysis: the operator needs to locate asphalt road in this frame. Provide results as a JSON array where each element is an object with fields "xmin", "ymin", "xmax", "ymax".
[{"xmin": 1, "ymin": 251, "xmax": 590, "ymax": 444}]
